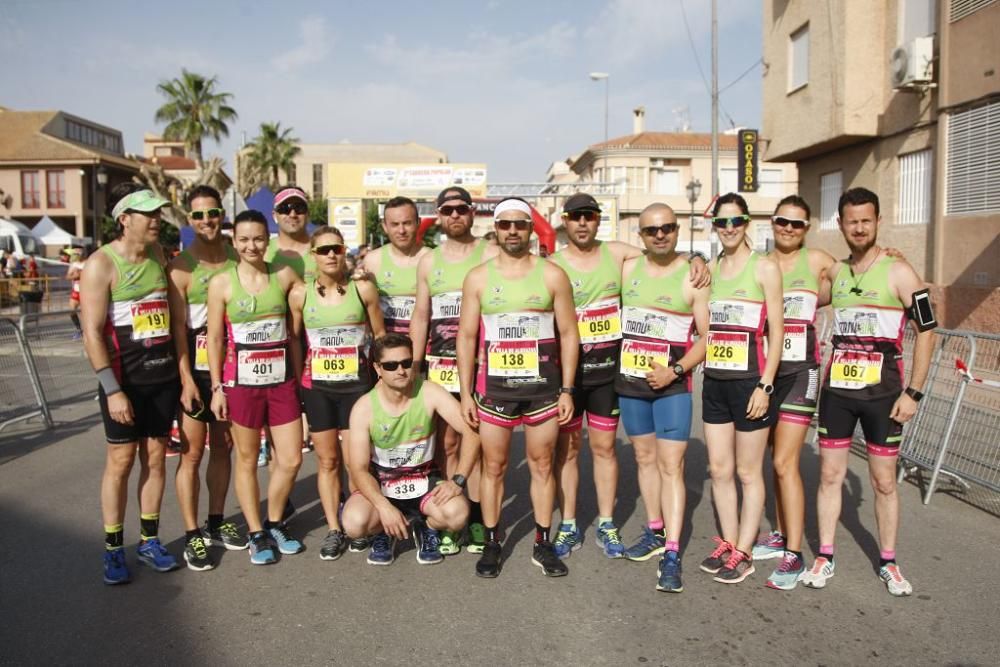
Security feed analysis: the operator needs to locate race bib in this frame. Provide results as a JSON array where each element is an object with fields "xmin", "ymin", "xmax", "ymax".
[
  {"xmin": 131, "ymin": 300, "xmax": 169, "ymax": 340},
  {"xmin": 705, "ymin": 331, "xmax": 750, "ymax": 371},
  {"xmin": 194, "ymin": 333, "xmax": 209, "ymax": 372},
  {"xmin": 310, "ymin": 346, "xmax": 359, "ymax": 382},
  {"xmin": 620, "ymin": 339, "xmax": 670, "ymax": 378},
  {"xmin": 237, "ymin": 348, "xmax": 286, "ymax": 386},
  {"xmin": 427, "ymin": 355, "xmax": 459, "ymax": 393},
  {"xmin": 830, "ymin": 349, "xmax": 883, "ymax": 389},
  {"xmin": 781, "ymin": 324, "xmax": 807, "ymax": 362},
  {"xmin": 381, "ymin": 473, "xmax": 429, "ymax": 500},
  {"xmin": 577, "ymin": 299, "xmax": 622, "ymax": 344},
  {"xmin": 488, "ymin": 340, "xmax": 539, "ymax": 377}
]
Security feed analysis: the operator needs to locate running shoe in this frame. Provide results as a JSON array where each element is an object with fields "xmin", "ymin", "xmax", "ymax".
[
  {"xmin": 879, "ymin": 563, "xmax": 913, "ymax": 597},
  {"xmin": 438, "ymin": 530, "xmax": 460, "ymax": 556},
  {"xmin": 136, "ymin": 538, "xmax": 180, "ymax": 572},
  {"xmin": 475, "ymin": 540, "xmax": 502, "ymax": 578},
  {"xmin": 103, "ymin": 549, "xmax": 131, "ymax": 585},
  {"xmin": 699, "ymin": 536, "xmax": 734, "ymax": 574},
  {"xmin": 267, "ymin": 524, "xmax": 304, "ymax": 555},
  {"xmin": 799, "ymin": 556, "xmax": 836, "ymax": 589},
  {"xmin": 714, "ymin": 549, "xmax": 755, "ymax": 584},
  {"xmin": 625, "ymin": 526, "xmax": 666, "ymax": 562},
  {"xmin": 183, "ymin": 534, "xmax": 214, "ymax": 572},
  {"xmin": 656, "ymin": 551, "xmax": 683, "ymax": 593},
  {"xmin": 553, "ymin": 522, "xmax": 583, "ymax": 559},
  {"xmin": 301, "ymin": 438, "xmax": 314, "ymax": 453},
  {"xmin": 281, "ymin": 498, "xmax": 296, "ymax": 525},
  {"xmin": 202, "ymin": 520, "xmax": 248, "ymax": 551},
  {"xmin": 532, "ymin": 540, "xmax": 569, "ymax": 577},
  {"xmin": 367, "ymin": 533, "xmax": 396, "ymax": 566},
  {"xmin": 166, "ymin": 439, "xmax": 182, "ymax": 458},
  {"xmin": 415, "ymin": 524, "xmax": 444, "ymax": 565},
  {"xmin": 249, "ymin": 533, "xmax": 276, "ymax": 565},
  {"xmin": 595, "ymin": 521, "xmax": 626, "ymax": 559},
  {"xmin": 751, "ymin": 530, "xmax": 786, "ymax": 561},
  {"xmin": 349, "ymin": 536, "xmax": 372, "ymax": 553},
  {"xmin": 466, "ymin": 522, "xmax": 487, "ymax": 554},
  {"xmin": 766, "ymin": 552, "xmax": 805, "ymax": 590},
  {"xmin": 319, "ymin": 530, "xmax": 347, "ymax": 561},
  {"xmin": 256, "ymin": 442, "xmax": 269, "ymax": 468}
]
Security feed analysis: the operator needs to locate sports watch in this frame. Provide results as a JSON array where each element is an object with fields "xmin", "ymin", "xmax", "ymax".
[{"xmin": 756, "ymin": 381, "xmax": 774, "ymax": 395}]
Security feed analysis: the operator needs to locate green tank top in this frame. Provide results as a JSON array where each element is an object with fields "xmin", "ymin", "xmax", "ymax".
[
  {"xmin": 225, "ymin": 264, "xmax": 287, "ymax": 325},
  {"xmin": 223, "ymin": 263, "xmax": 289, "ymax": 386},
  {"xmin": 774, "ymin": 247, "xmax": 820, "ymax": 375},
  {"xmin": 427, "ymin": 240, "xmax": 487, "ymax": 359},
  {"xmin": 301, "ymin": 280, "xmax": 372, "ymax": 393},
  {"xmin": 178, "ymin": 246, "xmax": 238, "ymax": 375},
  {"xmin": 706, "ymin": 252, "xmax": 767, "ymax": 380},
  {"xmin": 104, "ymin": 244, "xmax": 168, "ymax": 304},
  {"xmin": 368, "ymin": 380, "xmax": 438, "ymax": 493},
  {"xmin": 180, "ymin": 246, "xmax": 239, "ymax": 306},
  {"xmin": 375, "ymin": 245, "xmax": 419, "ymax": 334},
  {"xmin": 551, "ymin": 242, "xmax": 621, "ymax": 308},
  {"xmin": 265, "ymin": 242, "xmax": 316, "ymax": 282},
  {"xmin": 616, "ymin": 256, "xmax": 693, "ymax": 397}
]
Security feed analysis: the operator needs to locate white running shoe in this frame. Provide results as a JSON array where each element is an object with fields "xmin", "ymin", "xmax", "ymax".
[
  {"xmin": 800, "ymin": 556, "xmax": 836, "ymax": 589},
  {"xmin": 879, "ymin": 563, "xmax": 913, "ymax": 596}
]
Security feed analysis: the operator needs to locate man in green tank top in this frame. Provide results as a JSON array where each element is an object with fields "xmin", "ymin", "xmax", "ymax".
[
  {"xmin": 167, "ymin": 185, "xmax": 246, "ymax": 572},
  {"xmin": 266, "ymin": 185, "xmax": 316, "ymax": 281},
  {"xmin": 411, "ymin": 185, "xmax": 499, "ymax": 556}
]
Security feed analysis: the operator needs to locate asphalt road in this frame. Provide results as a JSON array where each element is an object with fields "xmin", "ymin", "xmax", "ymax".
[{"xmin": 1, "ymin": 396, "xmax": 997, "ymax": 666}]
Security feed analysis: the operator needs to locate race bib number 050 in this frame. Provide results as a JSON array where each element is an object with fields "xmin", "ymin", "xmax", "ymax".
[
  {"xmin": 830, "ymin": 349, "xmax": 883, "ymax": 389},
  {"xmin": 705, "ymin": 331, "xmax": 750, "ymax": 371},
  {"xmin": 577, "ymin": 300, "xmax": 622, "ymax": 345}
]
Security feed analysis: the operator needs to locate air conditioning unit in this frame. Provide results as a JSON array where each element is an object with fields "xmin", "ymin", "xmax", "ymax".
[{"xmin": 890, "ymin": 36, "xmax": 934, "ymax": 88}]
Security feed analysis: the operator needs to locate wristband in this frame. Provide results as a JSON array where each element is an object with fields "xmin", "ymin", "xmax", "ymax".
[
  {"xmin": 96, "ymin": 367, "xmax": 122, "ymax": 396},
  {"xmin": 904, "ymin": 387, "xmax": 924, "ymax": 402}
]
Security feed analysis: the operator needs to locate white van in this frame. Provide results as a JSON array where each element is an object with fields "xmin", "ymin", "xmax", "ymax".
[{"xmin": 0, "ymin": 218, "xmax": 42, "ymax": 258}]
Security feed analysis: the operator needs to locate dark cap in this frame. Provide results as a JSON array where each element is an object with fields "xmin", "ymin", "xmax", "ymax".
[
  {"xmin": 436, "ymin": 186, "xmax": 472, "ymax": 207},
  {"xmin": 563, "ymin": 193, "xmax": 601, "ymax": 213}
]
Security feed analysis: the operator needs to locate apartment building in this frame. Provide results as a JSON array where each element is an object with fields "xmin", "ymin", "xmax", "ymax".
[{"xmin": 761, "ymin": 0, "xmax": 999, "ymax": 330}]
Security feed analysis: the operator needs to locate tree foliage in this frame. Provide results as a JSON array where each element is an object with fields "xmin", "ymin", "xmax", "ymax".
[
  {"xmin": 154, "ymin": 70, "xmax": 237, "ymax": 167},
  {"xmin": 241, "ymin": 122, "xmax": 301, "ymax": 195}
]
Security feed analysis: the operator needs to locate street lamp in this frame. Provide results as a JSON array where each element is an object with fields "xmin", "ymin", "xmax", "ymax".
[
  {"xmin": 589, "ymin": 72, "xmax": 609, "ymax": 191},
  {"xmin": 685, "ymin": 178, "xmax": 702, "ymax": 254},
  {"xmin": 94, "ymin": 165, "xmax": 108, "ymax": 247}
]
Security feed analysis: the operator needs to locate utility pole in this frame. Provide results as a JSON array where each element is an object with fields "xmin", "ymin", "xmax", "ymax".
[{"xmin": 710, "ymin": 0, "xmax": 719, "ymax": 259}]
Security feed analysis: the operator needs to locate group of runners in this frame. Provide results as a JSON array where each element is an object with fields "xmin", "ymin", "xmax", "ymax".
[{"xmin": 80, "ymin": 180, "xmax": 936, "ymax": 597}]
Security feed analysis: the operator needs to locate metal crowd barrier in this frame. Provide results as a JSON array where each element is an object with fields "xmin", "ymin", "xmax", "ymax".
[
  {"xmin": 0, "ymin": 316, "xmax": 52, "ymax": 431},
  {"xmin": 18, "ymin": 310, "xmax": 95, "ymax": 410}
]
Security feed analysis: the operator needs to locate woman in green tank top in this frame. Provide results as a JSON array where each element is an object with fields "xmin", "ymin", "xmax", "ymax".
[
  {"xmin": 205, "ymin": 210, "xmax": 305, "ymax": 564},
  {"xmin": 288, "ymin": 225, "xmax": 385, "ymax": 560}
]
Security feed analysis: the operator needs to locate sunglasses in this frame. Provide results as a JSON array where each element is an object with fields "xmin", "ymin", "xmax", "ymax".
[
  {"xmin": 640, "ymin": 223, "xmax": 679, "ymax": 237},
  {"xmin": 439, "ymin": 204, "xmax": 472, "ymax": 217},
  {"xmin": 496, "ymin": 219, "xmax": 531, "ymax": 231},
  {"xmin": 711, "ymin": 215, "xmax": 750, "ymax": 229},
  {"xmin": 275, "ymin": 201, "xmax": 308, "ymax": 215},
  {"xmin": 190, "ymin": 208, "xmax": 224, "ymax": 221},
  {"xmin": 313, "ymin": 244, "xmax": 346, "ymax": 256},
  {"xmin": 379, "ymin": 358, "xmax": 414, "ymax": 371},
  {"xmin": 561, "ymin": 210, "xmax": 600, "ymax": 223},
  {"xmin": 772, "ymin": 216, "xmax": 809, "ymax": 230}
]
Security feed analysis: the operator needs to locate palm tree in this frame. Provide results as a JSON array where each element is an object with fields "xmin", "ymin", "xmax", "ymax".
[
  {"xmin": 154, "ymin": 69, "xmax": 237, "ymax": 168},
  {"xmin": 243, "ymin": 122, "xmax": 301, "ymax": 193}
]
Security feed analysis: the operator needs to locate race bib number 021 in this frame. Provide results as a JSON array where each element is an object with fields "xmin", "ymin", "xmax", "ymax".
[
  {"xmin": 194, "ymin": 334, "xmax": 209, "ymax": 372},
  {"xmin": 310, "ymin": 346, "xmax": 359, "ymax": 382},
  {"xmin": 830, "ymin": 349, "xmax": 883, "ymax": 389},
  {"xmin": 237, "ymin": 348, "xmax": 286, "ymax": 386},
  {"xmin": 487, "ymin": 340, "xmax": 539, "ymax": 377},
  {"xmin": 620, "ymin": 339, "xmax": 670, "ymax": 378},
  {"xmin": 705, "ymin": 331, "xmax": 750, "ymax": 371},
  {"xmin": 381, "ymin": 474, "xmax": 429, "ymax": 500},
  {"xmin": 131, "ymin": 300, "xmax": 169, "ymax": 340},
  {"xmin": 427, "ymin": 356, "xmax": 459, "ymax": 393}
]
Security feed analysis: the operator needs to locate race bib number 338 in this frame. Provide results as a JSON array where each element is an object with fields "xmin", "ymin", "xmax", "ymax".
[{"xmin": 381, "ymin": 474, "xmax": 429, "ymax": 500}]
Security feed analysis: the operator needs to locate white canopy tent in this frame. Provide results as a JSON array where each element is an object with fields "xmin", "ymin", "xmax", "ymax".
[{"xmin": 32, "ymin": 215, "xmax": 90, "ymax": 248}]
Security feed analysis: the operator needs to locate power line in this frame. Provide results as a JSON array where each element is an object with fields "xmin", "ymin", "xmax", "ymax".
[
  {"xmin": 678, "ymin": 0, "xmax": 737, "ymax": 128},
  {"xmin": 719, "ymin": 58, "xmax": 764, "ymax": 94}
]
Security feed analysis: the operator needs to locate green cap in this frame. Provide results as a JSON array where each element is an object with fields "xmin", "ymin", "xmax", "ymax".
[{"xmin": 111, "ymin": 189, "xmax": 170, "ymax": 220}]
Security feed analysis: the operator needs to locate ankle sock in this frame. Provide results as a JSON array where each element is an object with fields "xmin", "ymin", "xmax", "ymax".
[
  {"xmin": 469, "ymin": 501, "xmax": 483, "ymax": 526},
  {"xmin": 598, "ymin": 516, "xmax": 614, "ymax": 526},
  {"xmin": 485, "ymin": 525, "xmax": 500, "ymax": 543},
  {"xmin": 879, "ymin": 549, "xmax": 896, "ymax": 567},
  {"xmin": 647, "ymin": 518, "xmax": 664, "ymax": 532},
  {"xmin": 207, "ymin": 514, "xmax": 224, "ymax": 532},
  {"xmin": 139, "ymin": 513, "xmax": 159, "ymax": 541},
  {"xmin": 819, "ymin": 544, "xmax": 835, "ymax": 563},
  {"xmin": 186, "ymin": 529, "xmax": 202, "ymax": 542},
  {"xmin": 105, "ymin": 523, "xmax": 124, "ymax": 551},
  {"xmin": 535, "ymin": 523, "xmax": 550, "ymax": 544},
  {"xmin": 561, "ymin": 518, "xmax": 577, "ymax": 531},
  {"xmin": 665, "ymin": 540, "xmax": 680, "ymax": 553}
]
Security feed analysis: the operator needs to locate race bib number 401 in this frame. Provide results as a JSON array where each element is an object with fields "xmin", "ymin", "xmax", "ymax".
[
  {"xmin": 237, "ymin": 348, "xmax": 286, "ymax": 386},
  {"xmin": 131, "ymin": 300, "xmax": 169, "ymax": 340},
  {"xmin": 830, "ymin": 349, "xmax": 883, "ymax": 389},
  {"xmin": 705, "ymin": 331, "xmax": 750, "ymax": 371}
]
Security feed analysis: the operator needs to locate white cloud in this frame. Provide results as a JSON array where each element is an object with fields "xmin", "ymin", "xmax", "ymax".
[{"xmin": 272, "ymin": 18, "xmax": 331, "ymax": 72}]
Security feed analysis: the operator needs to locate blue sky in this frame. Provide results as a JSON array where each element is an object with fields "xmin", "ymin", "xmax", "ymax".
[{"xmin": 0, "ymin": 0, "xmax": 763, "ymax": 182}]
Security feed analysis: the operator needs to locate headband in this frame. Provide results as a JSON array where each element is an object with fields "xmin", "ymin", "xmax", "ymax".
[{"xmin": 493, "ymin": 199, "xmax": 532, "ymax": 220}]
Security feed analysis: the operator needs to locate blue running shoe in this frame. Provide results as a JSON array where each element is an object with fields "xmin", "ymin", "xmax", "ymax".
[
  {"xmin": 656, "ymin": 551, "xmax": 684, "ymax": 593},
  {"xmin": 414, "ymin": 524, "xmax": 443, "ymax": 565},
  {"xmin": 595, "ymin": 521, "xmax": 626, "ymax": 559},
  {"xmin": 249, "ymin": 534, "xmax": 277, "ymax": 565},
  {"xmin": 553, "ymin": 522, "xmax": 583, "ymax": 559},
  {"xmin": 136, "ymin": 538, "xmax": 180, "ymax": 572},
  {"xmin": 367, "ymin": 532, "xmax": 396, "ymax": 566},
  {"xmin": 267, "ymin": 523, "xmax": 304, "ymax": 555},
  {"xmin": 103, "ymin": 549, "xmax": 131, "ymax": 585},
  {"xmin": 625, "ymin": 526, "xmax": 666, "ymax": 562}
]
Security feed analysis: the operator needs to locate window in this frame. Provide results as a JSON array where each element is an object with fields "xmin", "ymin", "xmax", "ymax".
[
  {"xmin": 287, "ymin": 163, "xmax": 297, "ymax": 184},
  {"xmin": 946, "ymin": 100, "xmax": 1000, "ymax": 215},
  {"xmin": 898, "ymin": 0, "xmax": 936, "ymax": 44},
  {"xmin": 46, "ymin": 170, "xmax": 66, "ymax": 208},
  {"xmin": 819, "ymin": 171, "xmax": 843, "ymax": 229},
  {"xmin": 312, "ymin": 164, "xmax": 324, "ymax": 198},
  {"xmin": 759, "ymin": 169, "xmax": 784, "ymax": 198},
  {"xmin": 950, "ymin": 0, "xmax": 997, "ymax": 22},
  {"xmin": 650, "ymin": 168, "xmax": 680, "ymax": 195},
  {"xmin": 898, "ymin": 149, "xmax": 933, "ymax": 224},
  {"xmin": 626, "ymin": 167, "xmax": 646, "ymax": 193},
  {"xmin": 21, "ymin": 171, "xmax": 40, "ymax": 208},
  {"xmin": 609, "ymin": 166, "xmax": 625, "ymax": 186},
  {"xmin": 789, "ymin": 23, "xmax": 809, "ymax": 91},
  {"xmin": 754, "ymin": 222, "xmax": 774, "ymax": 251},
  {"xmin": 719, "ymin": 168, "xmax": 738, "ymax": 194}
]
